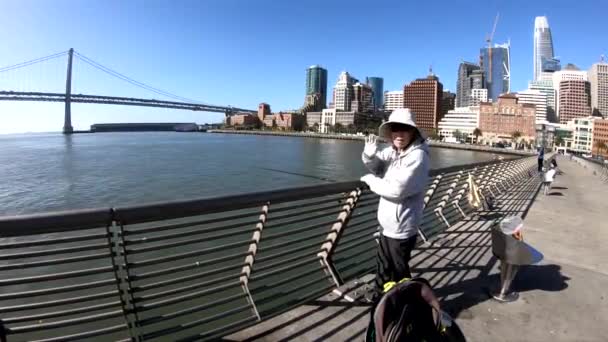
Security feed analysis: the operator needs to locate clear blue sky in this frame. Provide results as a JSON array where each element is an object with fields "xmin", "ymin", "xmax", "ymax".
[{"xmin": 0, "ymin": 0, "xmax": 606, "ymax": 133}]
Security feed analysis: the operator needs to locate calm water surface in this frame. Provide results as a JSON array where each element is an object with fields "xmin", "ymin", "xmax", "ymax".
[{"xmin": 0, "ymin": 132, "xmax": 501, "ymax": 216}]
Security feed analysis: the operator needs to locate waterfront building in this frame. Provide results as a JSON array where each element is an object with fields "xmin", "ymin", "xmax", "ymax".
[
  {"xmin": 529, "ymin": 79, "xmax": 556, "ymax": 122},
  {"xmin": 331, "ymin": 71, "xmax": 358, "ymax": 111},
  {"xmin": 437, "ymin": 106, "xmax": 480, "ymax": 141},
  {"xmin": 480, "ymin": 42, "xmax": 510, "ymax": 101},
  {"xmin": 442, "ymin": 91, "xmax": 456, "ymax": 115},
  {"xmin": 533, "ymin": 16, "xmax": 555, "ymax": 81},
  {"xmin": 456, "ymin": 62, "xmax": 484, "ymax": 107},
  {"xmin": 589, "ymin": 62, "xmax": 608, "ymax": 118},
  {"xmin": 558, "ymin": 80, "xmax": 591, "ymax": 124},
  {"xmin": 566, "ymin": 117, "xmax": 595, "ymax": 153},
  {"xmin": 306, "ymin": 108, "xmax": 381, "ymax": 133},
  {"xmin": 384, "ymin": 90, "xmax": 404, "ymax": 110},
  {"xmin": 305, "ymin": 65, "xmax": 328, "ymax": 111},
  {"xmin": 479, "ymin": 93, "xmax": 536, "ymax": 142},
  {"xmin": 471, "ymin": 89, "xmax": 488, "ymax": 106},
  {"xmin": 517, "ymin": 89, "xmax": 548, "ymax": 123},
  {"xmin": 351, "ymin": 82, "xmax": 374, "ymax": 113},
  {"xmin": 403, "ymin": 73, "xmax": 444, "ymax": 135},
  {"xmin": 366, "ymin": 77, "xmax": 384, "ymax": 109},
  {"xmin": 592, "ymin": 118, "xmax": 608, "ymax": 157}
]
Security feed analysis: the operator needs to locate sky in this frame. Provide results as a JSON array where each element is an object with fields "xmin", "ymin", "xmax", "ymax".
[{"xmin": 0, "ymin": 0, "xmax": 606, "ymax": 133}]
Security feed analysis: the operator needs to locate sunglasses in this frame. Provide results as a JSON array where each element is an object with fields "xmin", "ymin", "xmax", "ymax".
[{"xmin": 390, "ymin": 124, "xmax": 415, "ymax": 133}]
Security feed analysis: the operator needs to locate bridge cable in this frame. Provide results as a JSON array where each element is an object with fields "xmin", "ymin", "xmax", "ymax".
[
  {"xmin": 0, "ymin": 50, "xmax": 69, "ymax": 73},
  {"xmin": 73, "ymin": 51, "xmax": 207, "ymax": 104}
]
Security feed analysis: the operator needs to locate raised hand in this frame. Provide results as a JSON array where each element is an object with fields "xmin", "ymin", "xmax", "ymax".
[{"xmin": 364, "ymin": 134, "xmax": 378, "ymax": 158}]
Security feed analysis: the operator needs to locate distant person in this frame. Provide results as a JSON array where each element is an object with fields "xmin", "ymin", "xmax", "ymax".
[
  {"xmin": 551, "ymin": 158, "xmax": 558, "ymax": 168},
  {"xmin": 542, "ymin": 166, "xmax": 557, "ymax": 195},
  {"xmin": 360, "ymin": 108, "xmax": 430, "ymax": 303},
  {"xmin": 537, "ymin": 147, "xmax": 545, "ymax": 172}
]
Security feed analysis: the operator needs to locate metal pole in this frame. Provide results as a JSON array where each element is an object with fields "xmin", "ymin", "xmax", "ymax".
[{"xmin": 63, "ymin": 48, "xmax": 74, "ymax": 134}]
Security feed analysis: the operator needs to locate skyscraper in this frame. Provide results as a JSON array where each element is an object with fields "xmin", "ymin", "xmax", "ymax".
[
  {"xmin": 481, "ymin": 42, "xmax": 510, "ymax": 101},
  {"xmin": 305, "ymin": 65, "xmax": 328, "ymax": 111},
  {"xmin": 589, "ymin": 62, "xmax": 608, "ymax": 118},
  {"xmin": 534, "ymin": 16, "xmax": 555, "ymax": 81},
  {"xmin": 332, "ymin": 71, "xmax": 356, "ymax": 111},
  {"xmin": 558, "ymin": 80, "xmax": 591, "ymax": 124},
  {"xmin": 456, "ymin": 62, "xmax": 483, "ymax": 107},
  {"xmin": 517, "ymin": 89, "xmax": 548, "ymax": 123},
  {"xmin": 403, "ymin": 74, "xmax": 443, "ymax": 135},
  {"xmin": 366, "ymin": 77, "xmax": 384, "ymax": 109},
  {"xmin": 553, "ymin": 64, "xmax": 588, "ymax": 119},
  {"xmin": 529, "ymin": 79, "xmax": 556, "ymax": 122},
  {"xmin": 384, "ymin": 91, "xmax": 404, "ymax": 111}
]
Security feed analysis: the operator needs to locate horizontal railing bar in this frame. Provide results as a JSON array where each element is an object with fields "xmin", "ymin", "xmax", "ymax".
[
  {"xmin": 0, "ymin": 278, "xmax": 116, "ymax": 300},
  {"xmin": 0, "ymin": 265, "xmax": 116, "ymax": 286},
  {"xmin": 350, "ymin": 207, "xmax": 378, "ymax": 218},
  {"xmin": 262, "ymin": 219, "xmax": 339, "ymax": 241},
  {"xmin": 22, "ymin": 323, "xmax": 127, "ymax": 342},
  {"xmin": 338, "ymin": 225, "xmax": 377, "ymax": 245},
  {"xmin": 334, "ymin": 247, "xmax": 377, "ymax": 265},
  {"xmin": 126, "ymin": 230, "xmax": 251, "ymax": 254},
  {"xmin": 134, "ymin": 272, "xmax": 243, "ymax": 302},
  {"xmin": 127, "ymin": 241, "xmax": 250, "ymax": 266},
  {"xmin": 250, "ymin": 256, "xmax": 321, "ymax": 282},
  {"xmin": 255, "ymin": 242, "xmax": 323, "ymax": 264},
  {"xmin": 268, "ymin": 195, "xmax": 348, "ymax": 214},
  {"xmin": 0, "ymin": 242, "xmax": 109, "ymax": 260},
  {"xmin": 141, "ymin": 304, "xmax": 252, "ymax": 340},
  {"xmin": 0, "ymin": 290, "xmax": 119, "ymax": 313},
  {"xmin": 258, "ymin": 232, "xmax": 330, "ymax": 253},
  {"xmin": 0, "ymin": 232, "xmax": 108, "ymax": 249},
  {"xmin": 265, "ymin": 209, "xmax": 344, "ymax": 229},
  {"xmin": 344, "ymin": 216, "xmax": 378, "ymax": 230},
  {"xmin": 253, "ymin": 251, "xmax": 320, "ymax": 274},
  {"xmin": 136, "ymin": 280, "xmax": 241, "ymax": 312},
  {"xmin": 250, "ymin": 267, "xmax": 327, "ymax": 294},
  {"xmin": 0, "ymin": 208, "xmax": 112, "ymax": 236},
  {"xmin": 124, "ymin": 219, "xmax": 258, "ymax": 245},
  {"xmin": 266, "ymin": 203, "xmax": 344, "ymax": 223},
  {"xmin": 138, "ymin": 292, "xmax": 247, "ymax": 326},
  {"xmin": 0, "ymin": 251, "xmax": 112, "ymax": 271},
  {"xmin": 132, "ymin": 264, "xmax": 242, "ymax": 292},
  {"xmin": 130, "ymin": 252, "xmax": 248, "ymax": 280},
  {"xmin": 255, "ymin": 274, "xmax": 334, "ymax": 307},
  {"xmin": 123, "ymin": 211, "xmax": 256, "ymax": 236},
  {"xmin": 335, "ymin": 235, "xmax": 376, "ymax": 254},
  {"xmin": 3, "ymin": 300, "xmax": 122, "ymax": 324},
  {"xmin": 114, "ymin": 181, "xmax": 364, "ymax": 225}
]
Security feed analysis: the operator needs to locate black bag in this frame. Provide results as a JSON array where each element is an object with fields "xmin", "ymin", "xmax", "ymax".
[{"xmin": 365, "ymin": 278, "xmax": 466, "ymax": 342}]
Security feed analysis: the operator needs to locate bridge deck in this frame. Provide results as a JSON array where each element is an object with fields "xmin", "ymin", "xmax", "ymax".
[{"xmin": 224, "ymin": 155, "xmax": 608, "ymax": 342}]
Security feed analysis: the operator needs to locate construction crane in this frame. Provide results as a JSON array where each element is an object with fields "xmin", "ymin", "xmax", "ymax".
[{"xmin": 486, "ymin": 13, "xmax": 500, "ymax": 83}]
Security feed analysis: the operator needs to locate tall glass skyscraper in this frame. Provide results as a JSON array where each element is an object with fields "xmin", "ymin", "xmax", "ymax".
[
  {"xmin": 534, "ymin": 16, "xmax": 555, "ymax": 81},
  {"xmin": 365, "ymin": 77, "xmax": 384, "ymax": 109},
  {"xmin": 305, "ymin": 65, "xmax": 328, "ymax": 110},
  {"xmin": 481, "ymin": 43, "xmax": 510, "ymax": 101}
]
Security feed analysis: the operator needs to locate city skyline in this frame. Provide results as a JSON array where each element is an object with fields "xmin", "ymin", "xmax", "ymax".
[{"xmin": 0, "ymin": 0, "xmax": 607, "ymax": 133}]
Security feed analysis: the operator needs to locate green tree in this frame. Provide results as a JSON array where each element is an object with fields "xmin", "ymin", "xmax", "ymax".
[
  {"xmin": 347, "ymin": 124, "xmax": 356, "ymax": 134},
  {"xmin": 554, "ymin": 136, "xmax": 564, "ymax": 147},
  {"xmin": 453, "ymin": 129, "xmax": 463, "ymax": 141},
  {"xmin": 594, "ymin": 140, "xmax": 607, "ymax": 155},
  {"xmin": 312, "ymin": 122, "xmax": 319, "ymax": 132},
  {"xmin": 473, "ymin": 128, "xmax": 482, "ymax": 144},
  {"xmin": 334, "ymin": 123, "xmax": 344, "ymax": 133},
  {"xmin": 428, "ymin": 131, "xmax": 441, "ymax": 141}
]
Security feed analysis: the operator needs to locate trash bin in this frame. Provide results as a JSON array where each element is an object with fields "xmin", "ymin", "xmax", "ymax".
[{"xmin": 491, "ymin": 217, "xmax": 543, "ymax": 302}]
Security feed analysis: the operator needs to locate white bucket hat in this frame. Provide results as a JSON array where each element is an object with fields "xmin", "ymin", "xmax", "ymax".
[{"xmin": 378, "ymin": 108, "xmax": 426, "ymax": 140}]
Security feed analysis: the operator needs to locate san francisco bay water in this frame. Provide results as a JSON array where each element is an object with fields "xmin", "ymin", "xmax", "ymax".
[{"xmin": 0, "ymin": 132, "xmax": 501, "ymax": 216}]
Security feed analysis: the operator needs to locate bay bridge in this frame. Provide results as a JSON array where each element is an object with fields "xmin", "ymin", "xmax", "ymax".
[{"xmin": 0, "ymin": 49, "xmax": 256, "ymax": 134}]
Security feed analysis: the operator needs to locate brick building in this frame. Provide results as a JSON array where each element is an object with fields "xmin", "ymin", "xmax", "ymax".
[
  {"xmin": 403, "ymin": 74, "xmax": 443, "ymax": 135},
  {"xmin": 479, "ymin": 93, "xmax": 537, "ymax": 142},
  {"xmin": 558, "ymin": 80, "xmax": 591, "ymax": 124},
  {"xmin": 593, "ymin": 118, "xmax": 608, "ymax": 157}
]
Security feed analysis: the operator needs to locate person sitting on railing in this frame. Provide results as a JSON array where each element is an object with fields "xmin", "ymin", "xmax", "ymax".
[{"xmin": 360, "ymin": 108, "xmax": 430, "ymax": 304}]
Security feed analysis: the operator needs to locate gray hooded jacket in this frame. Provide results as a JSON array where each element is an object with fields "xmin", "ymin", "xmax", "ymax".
[{"xmin": 361, "ymin": 138, "xmax": 430, "ymax": 239}]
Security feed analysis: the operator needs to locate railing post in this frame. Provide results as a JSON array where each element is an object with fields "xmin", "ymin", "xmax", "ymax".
[
  {"xmin": 106, "ymin": 219, "xmax": 142, "ymax": 341},
  {"xmin": 318, "ymin": 189, "xmax": 361, "ymax": 287},
  {"xmin": 240, "ymin": 202, "xmax": 269, "ymax": 321}
]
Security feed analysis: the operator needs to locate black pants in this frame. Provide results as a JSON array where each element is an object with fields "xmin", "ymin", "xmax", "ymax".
[
  {"xmin": 374, "ymin": 234, "xmax": 418, "ymax": 298},
  {"xmin": 538, "ymin": 158, "xmax": 543, "ymax": 172}
]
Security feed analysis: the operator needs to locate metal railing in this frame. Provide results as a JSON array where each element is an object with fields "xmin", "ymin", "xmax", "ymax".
[
  {"xmin": 0, "ymin": 156, "xmax": 539, "ymax": 341},
  {"xmin": 572, "ymin": 156, "xmax": 608, "ymax": 183}
]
